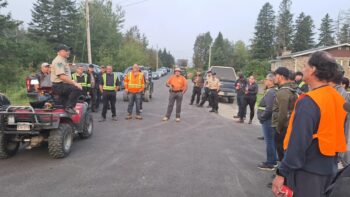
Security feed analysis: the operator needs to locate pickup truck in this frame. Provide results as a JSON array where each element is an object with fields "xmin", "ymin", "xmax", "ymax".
[{"xmin": 209, "ymin": 66, "xmax": 237, "ymax": 103}]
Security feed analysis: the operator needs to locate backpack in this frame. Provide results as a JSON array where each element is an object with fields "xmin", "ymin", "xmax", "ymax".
[{"xmin": 326, "ymin": 164, "xmax": 350, "ymax": 197}]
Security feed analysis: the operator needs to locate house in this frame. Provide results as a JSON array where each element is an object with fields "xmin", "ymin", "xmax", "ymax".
[{"xmin": 271, "ymin": 43, "xmax": 350, "ymax": 77}]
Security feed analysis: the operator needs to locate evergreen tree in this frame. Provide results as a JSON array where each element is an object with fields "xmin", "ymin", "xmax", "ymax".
[
  {"xmin": 251, "ymin": 2, "xmax": 275, "ymax": 59},
  {"xmin": 292, "ymin": 13, "xmax": 315, "ymax": 52},
  {"xmin": 338, "ymin": 24, "xmax": 350, "ymax": 44},
  {"xmin": 276, "ymin": 0, "xmax": 294, "ymax": 55},
  {"xmin": 211, "ymin": 32, "xmax": 226, "ymax": 66},
  {"xmin": 192, "ymin": 32, "xmax": 212, "ymax": 70},
  {"xmin": 318, "ymin": 13, "xmax": 336, "ymax": 46},
  {"xmin": 28, "ymin": 0, "xmax": 52, "ymax": 40}
]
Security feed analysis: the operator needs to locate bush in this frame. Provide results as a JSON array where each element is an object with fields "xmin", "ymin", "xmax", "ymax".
[{"xmin": 242, "ymin": 60, "xmax": 270, "ymax": 81}]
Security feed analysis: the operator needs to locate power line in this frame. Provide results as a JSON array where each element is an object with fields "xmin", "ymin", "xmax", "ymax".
[{"xmin": 123, "ymin": 0, "xmax": 150, "ymax": 8}]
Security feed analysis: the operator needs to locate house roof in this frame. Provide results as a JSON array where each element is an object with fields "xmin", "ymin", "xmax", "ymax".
[{"xmin": 276, "ymin": 43, "xmax": 350, "ymax": 60}]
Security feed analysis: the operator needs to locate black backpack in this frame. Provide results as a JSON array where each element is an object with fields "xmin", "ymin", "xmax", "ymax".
[{"xmin": 326, "ymin": 164, "xmax": 350, "ymax": 197}]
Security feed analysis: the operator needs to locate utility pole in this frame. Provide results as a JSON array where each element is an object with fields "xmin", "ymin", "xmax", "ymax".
[
  {"xmin": 156, "ymin": 45, "xmax": 159, "ymax": 70},
  {"xmin": 86, "ymin": 0, "xmax": 92, "ymax": 64},
  {"xmin": 208, "ymin": 44, "xmax": 212, "ymax": 70}
]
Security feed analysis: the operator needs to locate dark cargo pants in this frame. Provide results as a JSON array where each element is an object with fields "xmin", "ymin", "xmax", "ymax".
[{"xmin": 165, "ymin": 91, "xmax": 183, "ymax": 118}]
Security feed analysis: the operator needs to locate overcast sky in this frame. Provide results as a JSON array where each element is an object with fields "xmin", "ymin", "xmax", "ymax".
[{"xmin": 3, "ymin": 0, "xmax": 349, "ymax": 62}]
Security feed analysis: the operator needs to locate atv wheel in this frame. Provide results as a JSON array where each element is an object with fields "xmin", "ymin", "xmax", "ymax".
[
  {"xmin": 0, "ymin": 134, "xmax": 19, "ymax": 159},
  {"xmin": 123, "ymin": 92, "xmax": 129, "ymax": 102},
  {"xmin": 48, "ymin": 123, "xmax": 73, "ymax": 159},
  {"xmin": 143, "ymin": 90, "xmax": 150, "ymax": 102},
  {"xmin": 79, "ymin": 113, "xmax": 93, "ymax": 139}
]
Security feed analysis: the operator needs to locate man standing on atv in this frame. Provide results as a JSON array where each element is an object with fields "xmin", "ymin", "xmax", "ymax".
[{"xmin": 51, "ymin": 44, "xmax": 83, "ymax": 114}]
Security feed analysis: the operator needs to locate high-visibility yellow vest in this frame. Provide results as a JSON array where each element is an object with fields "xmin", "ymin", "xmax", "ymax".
[
  {"xmin": 127, "ymin": 72, "xmax": 143, "ymax": 89},
  {"xmin": 102, "ymin": 73, "xmax": 118, "ymax": 91},
  {"xmin": 72, "ymin": 73, "xmax": 87, "ymax": 87}
]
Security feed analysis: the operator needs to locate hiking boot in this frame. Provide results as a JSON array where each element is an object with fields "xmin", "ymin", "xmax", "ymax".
[
  {"xmin": 175, "ymin": 118, "xmax": 180, "ymax": 122},
  {"xmin": 98, "ymin": 118, "xmax": 106, "ymax": 122},
  {"xmin": 162, "ymin": 117, "xmax": 169, "ymax": 121},
  {"xmin": 65, "ymin": 107, "xmax": 77, "ymax": 114},
  {"xmin": 135, "ymin": 115, "xmax": 143, "ymax": 120},
  {"xmin": 125, "ymin": 114, "xmax": 132, "ymax": 120},
  {"xmin": 258, "ymin": 162, "xmax": 277, "ymax": 171}
]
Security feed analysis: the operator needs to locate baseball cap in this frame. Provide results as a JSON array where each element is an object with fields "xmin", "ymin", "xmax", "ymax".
[
  {"xmin": 274, "ymin": 67, "xmax": 290, "ymax": 78},
  {"xmin": 41, "ymin": 62, "xmax": 50, "ymax": 67},
  {"xmin": 55, "ymin": 44, "xmax": 72, "ymax": 52}
]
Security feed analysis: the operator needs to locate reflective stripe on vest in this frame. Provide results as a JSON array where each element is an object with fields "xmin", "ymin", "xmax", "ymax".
[
  {"xmin": 283, "ymin": 86, "xmax": 347, "ymax": 156},
  {"xmin": 72, "ymin": 73, "xmax": 87, "ymax": 87},
  {"xmin": 257, "ymin": 107, "xmax": 266, "ymax": 111},
  {"xmin": 298, "ymin": 81, "xmax": 306, "ymax": 88},
  {"xmin": 128, "ymin": 72, "xmax": 143, "ymax": 89},
  {"xmin": 103, "ymin": 73, "xmax": 118, "ymax": 91}
]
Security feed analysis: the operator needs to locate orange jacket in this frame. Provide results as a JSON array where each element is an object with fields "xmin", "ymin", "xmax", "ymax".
[
  {"xmin": 124, "ymin": 71, "xmax": 144, "ymax": 93},
  {"xmin": 167, "ymin": 75, "xmax": 187, "ymax": 92},
  {"xmin": 284, "ymin": 86, "xmax": 347, "ymax": 156}
]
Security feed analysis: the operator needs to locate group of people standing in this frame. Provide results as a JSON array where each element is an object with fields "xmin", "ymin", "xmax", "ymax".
[{"xmin": 244, "ymin": 51, "xmax": 350, "ymax": 197}]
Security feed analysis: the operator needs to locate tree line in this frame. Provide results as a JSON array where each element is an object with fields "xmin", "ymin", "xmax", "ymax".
[
  {"xmin": 0, "ymin": 0, "xmax": 175, "ymax": 93},
  {"xmin": 192, "ymin": 0, "xmax": 350, "ymax": 79}
]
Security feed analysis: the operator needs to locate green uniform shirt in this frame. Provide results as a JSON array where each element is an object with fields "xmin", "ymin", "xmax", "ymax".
[{"xmin": 51, "ymin": 55, "xmax": 71, "ymax": 83}]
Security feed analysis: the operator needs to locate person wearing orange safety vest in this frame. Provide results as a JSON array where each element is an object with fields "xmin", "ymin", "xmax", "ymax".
[
  {"xmin": 124, "ymin": 64, "xmax": 144, "ymax": 120},
  {"xmin": 272, "ymin": 51, "xmax": 348, "ymax": 197}
]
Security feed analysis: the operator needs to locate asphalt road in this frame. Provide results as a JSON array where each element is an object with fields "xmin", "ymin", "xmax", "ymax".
[{"xmin": 0, "ymin": 75, "xmax": 274, "ymax": 197}]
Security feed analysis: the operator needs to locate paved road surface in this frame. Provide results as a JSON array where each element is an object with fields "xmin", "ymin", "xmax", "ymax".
[{"xmin": 0, "ymin": 75, "xmax": 274, "ymax": 197}]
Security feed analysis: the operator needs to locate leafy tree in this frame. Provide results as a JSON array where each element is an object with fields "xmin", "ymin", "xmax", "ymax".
[
  {"xmin": 233, "ymin": 40, "xmax": 250, "ymax": 72},
  {"xmin": 192, "ymin": 32, "xmax": 212, "ymax": 70},
  {"xmin": 292, "ymin": 13, "xmax": 315, "ymax": 52},
  {"xmin": 159, "ymin": 49, "xmax": 175, "ymax": 68},
  {"xmin": 251, "ymin": 2, "xmax": 275, "ymax": 59},
  {"xmin": 338, "ymin": 24, "xmax": 350, "ymax": 44},
  {"xmin": 242, "ymin": 60, "xmax": 271, "ymax": 81},
  {"xmin": 275, "ymin": 0, "xmax": 294, "ymax": 55},
  {"xmin": 318, "ymin": 13, "xmax": 336, "ymax": 46}
]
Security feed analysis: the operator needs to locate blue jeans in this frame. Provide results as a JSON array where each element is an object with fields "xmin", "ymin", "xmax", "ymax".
[
  {"xmin": 127, "ymin": 92, "xmax": 142, "ymax": 115},
  {"xmin": 261, "ymin": 119, "xmax": 277, "ymax": 165}
]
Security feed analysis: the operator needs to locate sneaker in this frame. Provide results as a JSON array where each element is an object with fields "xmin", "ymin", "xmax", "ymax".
[
  {"xmin": 257, "ymin": 136, "xmax": 264, "ymax": 140},
  {"xmin": 112, "ymin": 116, "xmax": 118, "ymax": 121},
  {"xmin": 65, "ymin": 107, "xmax": 77, "ymax": 114},
  {"xmin": 175, "ymin": 118, "xmax": 180, "ymax": 122},
  {"xmin": 162, "ymin": 117, "xmax": 169, "ymax": 121},
  {"xmin": 135, "ymin": 115, "xmax": 143, "ymax": 120},
  {"xmin": 125, "ymin": 114, "xmax": 132, "ymax": 120},
  {"xmin": 258, "ymin": 162, "xmax": 277, "ymax": 171},
  {"xmin": 98, "ymin": 118, "xmax": 106, "ymax": 122}
]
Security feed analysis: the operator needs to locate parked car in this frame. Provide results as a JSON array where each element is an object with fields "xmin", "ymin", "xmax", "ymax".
[
  {"xmin": 208, "ymin": 66, "xmax": 237, "ymax": 103},
  {"xmin": 152, "ymin": 72, "xmax": 160, "ymax": 80}
]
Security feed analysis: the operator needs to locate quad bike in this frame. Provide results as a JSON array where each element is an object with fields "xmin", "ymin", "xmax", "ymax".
[{"xmin": 0, "ymin": 87, "xmax": 93, "ymax": 159}]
